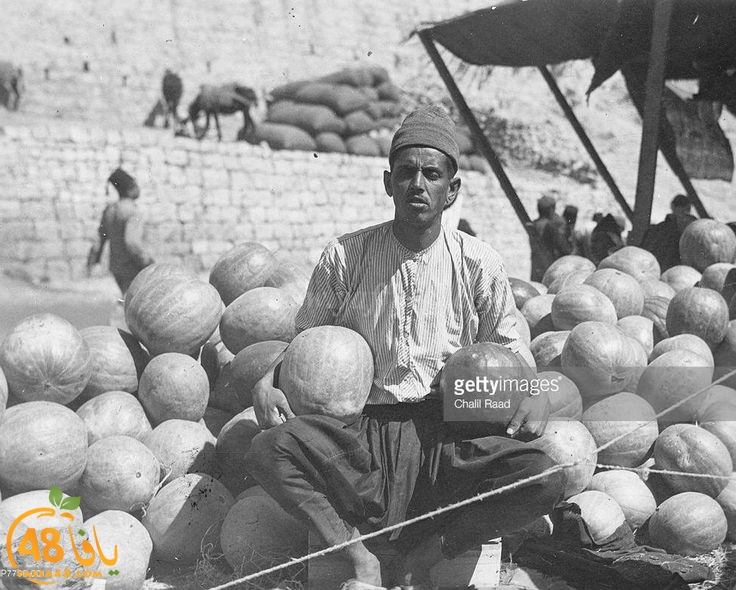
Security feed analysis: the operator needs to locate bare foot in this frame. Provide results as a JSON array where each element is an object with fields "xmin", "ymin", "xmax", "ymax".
[{"xmin": 352, "ymin": 547, "xmax": 382, "ymax": 585}]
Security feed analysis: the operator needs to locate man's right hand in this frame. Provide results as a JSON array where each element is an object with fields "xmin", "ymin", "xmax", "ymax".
[{"xmin": 252, "ymin": 372, "xmax": 296, "ymax": 429}]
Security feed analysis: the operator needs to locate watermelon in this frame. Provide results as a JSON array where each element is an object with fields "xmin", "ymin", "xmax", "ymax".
[
  {"xmin": 125, "ymin": 264, "xmax": 223, "ymax": 357},
  {"xmin": 653, "ymin": 424, "xmax": 732, "ymax": 497},
  {"xmin": 0, "ymin": 313, "xmax": 92, "ymax": 404},
  {"xmin": 598, "ymin": 247, "xmax": 660, "ymax": 283},
  {"xmin": 209, "ymin": 242, "xmax": 278, "ymax": 306},
  {"xmin": 220, "ymin": 287, "xmax": 298, "ymax": 354},
  {"xmin": 649, "ymin": 492, "xmax": 727, "ymax": 555},
  {"xmin": 280, "ymin": 326, "xmax": 374, "ymax": 423},
  {"xmin": 679, "ymin": 219, "xmax": 736, "ymax": 272}
]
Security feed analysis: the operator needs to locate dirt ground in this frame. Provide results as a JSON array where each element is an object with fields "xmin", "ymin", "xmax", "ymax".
[{"xmin": 0, "ymin": 273, "xmax": 122, "ymax": 340}]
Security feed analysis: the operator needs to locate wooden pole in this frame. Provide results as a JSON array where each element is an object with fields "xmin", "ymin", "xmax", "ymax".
[
  {"xmin": 628, "ymin": 0, "xmax": 675, "ymax": 245},
  {"xmin": 418, "ymin": 30, "xmax": 537, "ymax": 236},
  {"xmin": 538, "ymin": 66, "xmax": 633, "ymax": 221}
]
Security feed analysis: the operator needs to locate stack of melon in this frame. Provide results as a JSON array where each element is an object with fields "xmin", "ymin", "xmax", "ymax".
[
  {"xmin": 0, "ymin": 241, "xmax": 363, "ymax": 585},
  {"xmin": 508, "ymin": 218, "xmax": 736, "ymax": 556}
]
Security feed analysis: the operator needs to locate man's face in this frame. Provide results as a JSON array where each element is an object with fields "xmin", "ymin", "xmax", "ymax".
[{"xmin": 384, "ymin": 146, "xmax": 460, "ymax": 230}]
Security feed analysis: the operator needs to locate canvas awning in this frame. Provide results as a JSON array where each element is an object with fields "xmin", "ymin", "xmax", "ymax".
[{"xmin": 416, "ymin": 0, "xmax": 736, "ymax": 244}]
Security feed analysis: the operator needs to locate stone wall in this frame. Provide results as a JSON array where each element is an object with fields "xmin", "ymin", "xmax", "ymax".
[
  {"xmin": 2, "ymin": 0, "xmax": 491, "ymax": 128},
  {"xmin": 0, "ymin": 121, "xmax": 631, "ymax": 284}
]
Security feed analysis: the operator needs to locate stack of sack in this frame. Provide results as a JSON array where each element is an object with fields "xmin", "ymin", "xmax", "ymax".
[
  {"xmin": 249, "ymin": 65, "xmax": 404, "ymax": 156},
  {"xmin": 247, "ymin": 63, "xmax": 490, "ymax": 172}
]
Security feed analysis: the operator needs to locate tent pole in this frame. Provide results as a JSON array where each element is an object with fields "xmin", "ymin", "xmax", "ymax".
[
  {"xmin": 538, "ymin": 66, "xmax": 633, "ymax": 221},
  {"xmin": 657, "ymin": 128, "xmax": 711, "ymax": 219},
  {"xmin": 418, "ymin": 30, "xmax": 537, "ymax": 237},
  {"xmin": 628, "ymin": 0, "xmax": 675, "ymax": 246}
]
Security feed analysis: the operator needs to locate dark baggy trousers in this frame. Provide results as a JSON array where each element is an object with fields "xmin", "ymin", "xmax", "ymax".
[{"xmin": 244, "ymin": 401, "xmax": 565, "ymax": 559}]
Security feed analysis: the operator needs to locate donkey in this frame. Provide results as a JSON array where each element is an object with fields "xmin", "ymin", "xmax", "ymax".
[
  {"xmin": 186, "ymin": 83, "xmax": 258, "ymax": 141},
  {"xmin": 143, "ymin": 69, "xmax": 184, "ymax": 132}
]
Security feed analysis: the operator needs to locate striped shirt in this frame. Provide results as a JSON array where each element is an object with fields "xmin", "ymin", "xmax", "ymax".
[{"xmin": 295, "ymin": 221, "xmax": 521, "ymax": 405}]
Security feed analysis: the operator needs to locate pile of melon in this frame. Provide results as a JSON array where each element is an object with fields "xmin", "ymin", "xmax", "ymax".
[
  {"xmin": 510, "ymin": 219, "xmax": 736, "ymax": 556},
  {"xmin": 0, "ymin": 242, "xmax": 374, "ymax": 586},
  {"xmin": 3, "ymin": 218, "xmax": 736, "ymax": 585}
]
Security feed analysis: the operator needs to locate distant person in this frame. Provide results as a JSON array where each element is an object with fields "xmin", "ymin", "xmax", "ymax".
[
  {"xmin": 590, "ymin": 213, "xmax": 625, "ymax": 265},
  {"xmin": 86, "ymin": 168, "xmax": 154, "ymax": 295},
  {"xmin": 527, "ymin": 194, "xmax": 571, "ymax": 282},
  {"xmin": 562, "ymin": 205, "xmax": 579, "ymax": 254},
  {"xmin": 641, "ymin": 194, "xmax": 697, "ymax": 271}
]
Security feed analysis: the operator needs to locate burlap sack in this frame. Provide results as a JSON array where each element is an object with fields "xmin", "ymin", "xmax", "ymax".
[
  {"xmin": 345, "ymin": 134, "xmax": 382, "ymax": 157},
  {"xmin": 315, "ymin": 132, "xmax": 348, "ymax": 153},
  {"xmin": 251, "ymin": 122, "xmax": 317, "ymax": 151},
  {"xmin": 267, "ymin": 100, "xmax": 346, "ymax": 135},
  {"xmin": 344, "ymin": 110, "xmax": 376, "ymax": 136},
  {"xmin": 295, "ymin": 82, "xmax": 370, "ymax": 115}
]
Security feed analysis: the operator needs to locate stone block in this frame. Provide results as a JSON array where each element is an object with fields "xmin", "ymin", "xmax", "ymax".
[
  {"xmin": 45, "ymin": 258, "xmax": 73, "ymax": 281},
  {"xmin": 202, "ymin": 167, "xmax": 228, "ymax": 188},
  {"xmin": 177, "ymin": 204, "xmax": 203, "ymax": 223},
  {"xmin": 64, "ymin": 239, "xmax": 92, "ymax": 257},
  {"xmin": 166, "ymin": 149, "xmax": 189, "ymax": 167},
  {"xmin": 203, "ymin": 152, "xmax": 226, "ymax": 169},
  {"xmin": 168, "ymin": 167, "xmax": 187, "ymax": 187},
  {"xmin": 191, "ymin": 240, "xmax": 210, "ymax": 255},
  {"xmin": 59, "ymin": 222, "xmax": 86, "ymax": 240},
  {"xmin": 230, "ymin": 171, "xmax": 251, "ymax": 191},
  {"xmin": 184, "ymin": 166, "xmax": 203, "ymax": 187},
  {"xmin": 0, "ymin": 199, "xmax": 23, "ymax": 219},
  {"xmin": 207, "ymin": 189, "xmax": 231, "ymax": 207}
]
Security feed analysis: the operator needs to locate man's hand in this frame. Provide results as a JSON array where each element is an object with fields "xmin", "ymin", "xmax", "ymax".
[
  {"xmin": 252, "ymin": 372, "xmax": 295, "ymax": 429},
  {"xmin": 506, "ymin": 389, "xmax": 550, "ymax": 441}
]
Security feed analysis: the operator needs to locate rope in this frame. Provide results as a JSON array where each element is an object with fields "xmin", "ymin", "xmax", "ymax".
[
  {"xmin": 207, "ymin": 464, "xmax": 568, "ymax": 589},
  {"xmin": 207, "ymin": 366, "xmax": 736, "ymax": 589},
  {"xmin": 592, "ymin": 365, "xmax": 736, "ymax": 457},
  {"xmin": 596, "ymin": 463, "xmax": 736, "ymax": 482}
]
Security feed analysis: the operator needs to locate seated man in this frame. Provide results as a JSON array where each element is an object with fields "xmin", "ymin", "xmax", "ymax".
[{"xmin": 245, "ymin": 106, "xmax": 565, "ymax": 590}]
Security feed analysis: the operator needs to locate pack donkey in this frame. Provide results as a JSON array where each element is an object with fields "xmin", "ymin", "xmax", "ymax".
[{"xmin": 186, "ymin": 83, "xmax": 258, "ymax": 141}]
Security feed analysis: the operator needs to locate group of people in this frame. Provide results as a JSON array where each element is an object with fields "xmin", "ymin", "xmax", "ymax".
[
  {"xmin": 526, "ymin": 190, "xmax": 701, "ymax": 282},
  {"xmin": 527, "ymin": 193, "xmax": 628, "ymax": 282}
]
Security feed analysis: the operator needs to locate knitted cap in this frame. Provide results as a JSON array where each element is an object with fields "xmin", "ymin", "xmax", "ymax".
[
  {"xmin": 389, "ymin": 106, "xmax": 459, "ymax": 173},
  {"xmin": 107, "ymin": 168, "xmax": 137, "ymax": 195}
]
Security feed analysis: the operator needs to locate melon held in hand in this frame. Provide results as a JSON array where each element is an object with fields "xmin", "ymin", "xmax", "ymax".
[
  {"xmin": 440, "ymin": 342, "xmax": 532, "ymax": 438},
  {"xmin": 279, "ymin": 326, "xmax": 373, "ymax": 423}
]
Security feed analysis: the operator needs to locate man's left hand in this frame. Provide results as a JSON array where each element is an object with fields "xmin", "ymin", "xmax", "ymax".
[{"xmin": 506, "ymin": 389, "xmax": 550, "ymax": 440}]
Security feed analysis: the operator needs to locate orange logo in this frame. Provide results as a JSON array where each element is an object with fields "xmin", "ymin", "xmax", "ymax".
[{"xmin": 2, "ymin": 486, "xmax": 119, "ymax": 585}]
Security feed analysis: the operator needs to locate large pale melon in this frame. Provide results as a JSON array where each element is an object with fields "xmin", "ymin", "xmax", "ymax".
[
  {"xmin": 588, "ymin": 470, "xmax": 657, "ymax": 530},
  {"xmin": 529, "ymin": 421, "xmax": 597, "ymax": 499},
  {"xmin": 279, "ymin": 326, "xmax": 374, "ymax": 423},
  {"xmin": 142, "ymin": 473, "xmax": 234, "ymax": 564},
  {"xmin": 220, "ymin": 490, "xmax": 308, "ymax": 573}
]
